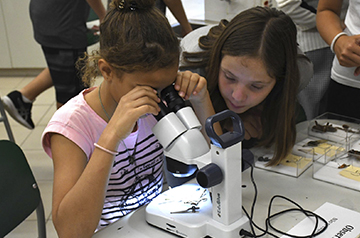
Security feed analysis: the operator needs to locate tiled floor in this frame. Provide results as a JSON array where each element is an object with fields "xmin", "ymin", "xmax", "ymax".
[{"xmin": 0, "ymin": 1, "xmax": 204, "ymax": 237}]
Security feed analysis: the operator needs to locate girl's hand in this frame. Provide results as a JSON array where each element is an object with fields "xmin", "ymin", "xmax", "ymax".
[
  {"xmin": 174, "ymin": 71, "xmax": 220, "ymax": 140},
  {"xmin": 334, "ymin": 34, "xmax": 360, "ymax": 76},
  {"xmin": 174, "ymin": 71, "xmax": 208, "ymax": 102},
  {"xmin": 108, "ymin": 86, "xmax": 160, "ymax": 139}
]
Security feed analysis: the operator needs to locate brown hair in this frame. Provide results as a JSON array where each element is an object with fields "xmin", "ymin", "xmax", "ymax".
[
  {"xmin": 80, "ymin": 0, "xmax": 180, "ymax": 86},
  {"xmin": 182, "ymin": 7, "xmax": 299, "ymax": 166}
]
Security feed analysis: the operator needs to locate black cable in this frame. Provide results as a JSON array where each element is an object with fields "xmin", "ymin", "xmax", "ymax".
[
  {"xmin": 241, "ymin": 159, "xmax": 279, "ymax": 238},
  {"xmin": 240, "ymin": 160, "xmax": 328, "ymax": 238},
  {"xmin": 266, "ymin": 195, "xmax": 328, "ymax": 238},
  {"xmin": 246, "ymin": 158, "xmax": 258, "ymax": 236}
]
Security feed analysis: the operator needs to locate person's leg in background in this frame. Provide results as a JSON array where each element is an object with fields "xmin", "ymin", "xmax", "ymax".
[
  {"xmin": 20, "ymin": 68, "xmax": 53, "ymax": 102},
  {"xmin": 1, "ymin": 68, "xmax": 53, "ymax": 129},
  {"xmin": 1, "ymin": 46, "xmax": 87, "ymax": 129}
]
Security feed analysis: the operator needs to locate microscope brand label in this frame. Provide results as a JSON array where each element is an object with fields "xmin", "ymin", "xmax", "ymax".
[{"xmin": 216, "ymin": 193, "xmax": 221, "ymax": 217}]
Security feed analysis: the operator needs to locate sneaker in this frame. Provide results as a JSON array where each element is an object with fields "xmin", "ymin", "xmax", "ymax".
[{"xmin": 1, "ymin": 91, "xmax": 34, "ymax": 129}]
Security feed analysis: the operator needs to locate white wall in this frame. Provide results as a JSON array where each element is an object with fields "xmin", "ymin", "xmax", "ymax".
[
  {"xmin": 0, "ymin": 0, "xmax": 107, "ymax": 69},
  {"xmin": 0, "ymin": 1, "xmax": 11, "ymax": 68}
]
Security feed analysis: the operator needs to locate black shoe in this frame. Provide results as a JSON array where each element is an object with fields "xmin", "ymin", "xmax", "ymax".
[{"xmin": 1, "ymin": 91, "xmax": 34, "ymax": 129}]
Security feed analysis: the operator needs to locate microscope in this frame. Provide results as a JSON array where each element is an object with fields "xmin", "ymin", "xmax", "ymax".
[{"xmin": 146, "ymin": 85, "xmax": 251, "ymax": 237}]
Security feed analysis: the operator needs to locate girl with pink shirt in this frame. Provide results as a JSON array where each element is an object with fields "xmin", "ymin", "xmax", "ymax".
[{"xmin": 41, "ymin": 0, "xmax": 216, "ymax": 236}]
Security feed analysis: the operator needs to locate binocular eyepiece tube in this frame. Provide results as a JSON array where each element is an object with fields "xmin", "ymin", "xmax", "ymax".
[
  {"xmin": 155, "ymin": 84, "xmax": 187, "ymax": 121},
  {"xmin": 152, "ymin": 84, "xmax": 208, "ymax": 178}
]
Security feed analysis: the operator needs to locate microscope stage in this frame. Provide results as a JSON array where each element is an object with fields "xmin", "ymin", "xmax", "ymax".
[{"xmin": 146, "ymin": 184, "xmax": 251, "ymax": 238}]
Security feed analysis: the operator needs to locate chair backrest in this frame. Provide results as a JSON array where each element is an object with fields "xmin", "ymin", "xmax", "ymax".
[{"xmin": 0, "ymin": 140, "xmax": 46, "ymax": 237}]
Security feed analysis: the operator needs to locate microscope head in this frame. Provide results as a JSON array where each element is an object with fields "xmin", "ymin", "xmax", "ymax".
[{"xmin": 152, "ymin": 84, "xmax": 209, "ymax": 177}]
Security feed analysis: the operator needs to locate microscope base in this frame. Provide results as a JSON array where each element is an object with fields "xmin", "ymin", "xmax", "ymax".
[{"xmin": 146, "ymin": 184, "xmax": 251, "ymax": 238}]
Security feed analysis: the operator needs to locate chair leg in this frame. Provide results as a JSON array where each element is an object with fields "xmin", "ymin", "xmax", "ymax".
[
  {"xmin": 0, "ymin": 100, "xmax": 15, "ymax": 142},
  {"xmin": 36, "ymin": 199, "xmax": 47, "ymax": 238}
]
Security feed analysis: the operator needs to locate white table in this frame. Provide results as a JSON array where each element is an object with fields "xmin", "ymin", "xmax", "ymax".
[
  {"xmin": 93, "ymin": 162, "xmax": 360, "ymax": 237},
  {"xmin": 93, "ymin": 122, "xmax": 360, "ymax": 237}
]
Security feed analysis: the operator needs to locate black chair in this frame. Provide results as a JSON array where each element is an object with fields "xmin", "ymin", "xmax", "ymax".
[{"xmin": 0, "ymin": 140, "xmax": 46, "ymax": 237}]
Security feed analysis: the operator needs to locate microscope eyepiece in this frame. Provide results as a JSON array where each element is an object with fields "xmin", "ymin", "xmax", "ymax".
[
  {"xmin": 155, "ymin": 100, "xmax": 169, "ymax": 121},
  {"xmin": 160, "ymin": 84, "xmax": 186, "ymax": 112}
]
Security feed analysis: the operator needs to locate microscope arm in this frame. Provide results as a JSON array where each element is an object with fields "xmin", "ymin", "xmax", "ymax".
[
  {"xmin": 150, "ymin": 106, "xmax": 251, "ymax": 237},
  {"xmin": 149, "ymin": 84, "xmax": 251, "ymax": 237}
]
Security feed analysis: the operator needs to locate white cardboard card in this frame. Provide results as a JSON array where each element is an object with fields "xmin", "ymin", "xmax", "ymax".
[{"xmin": 281, "ymin": 202, "xmax": 360, "ymax": 238}]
